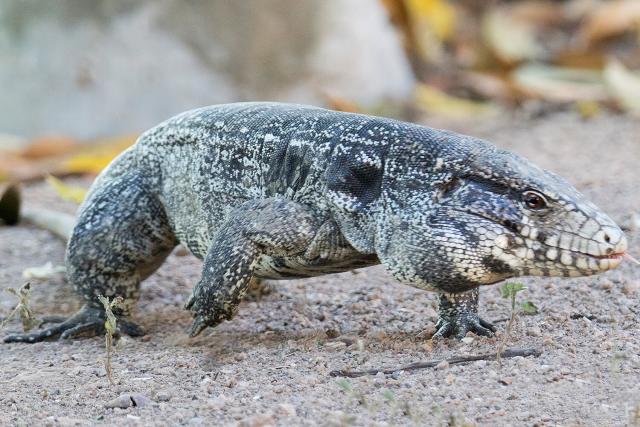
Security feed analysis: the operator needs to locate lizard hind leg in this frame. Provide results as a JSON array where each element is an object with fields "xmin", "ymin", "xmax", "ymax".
[{"xmin": 4, "ymin": 172, "xmax": 177, "ymax": 343}]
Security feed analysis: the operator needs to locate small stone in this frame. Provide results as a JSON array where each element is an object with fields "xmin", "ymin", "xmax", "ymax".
[
  {"xmin": 277, "ymin": 403, "xmax": 296, "ymax": 417},
  {"xmin": 622, "ymin": 281, "xmax": 639, "ymax": 296},
  {"xmin": 600, "ymin": 280, "xmax": 614, "ymax": 291},
  {"xmin": 105, "ymin": 394, "xmax": 134, "ymax": 409},
  {"xmin": 156, "ymin": 391, "xmax": 172, "ymax": 402},
  {"xmin": 325, "ymin": 328, "xmax": 340, "ymax": 339},
  {"xmin": 461, "ymin": 336, "xmax": 474, "ymax": 344},
  {"xmin": 499, "ymin": 377, "xmax": 513, "ymax": 385},
  {"xmin": 436, "ymin": 360, "xmax": 450, "ymax": 370},
  {"xmin": 526, "ymin": 326, "xmax": 542, "ymax": 337}
]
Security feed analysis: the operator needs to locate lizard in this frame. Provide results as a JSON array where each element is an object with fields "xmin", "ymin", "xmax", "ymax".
[{"xmin": 3, "ymin": 102, "xmax": 628, "ymax": 343}]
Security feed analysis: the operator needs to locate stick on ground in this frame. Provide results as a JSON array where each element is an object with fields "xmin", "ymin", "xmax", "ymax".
[{"xmin": 329, "ymin": 347, "xmax": 542, "ymax": 378}]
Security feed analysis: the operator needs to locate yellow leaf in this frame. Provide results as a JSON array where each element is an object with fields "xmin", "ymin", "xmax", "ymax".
[
  {"xmin": 415, "ymin": 84, "xmax": 498, "ymax": 119},
  {"xmin": 575, "ymin": 100, "xmax": 601, "ymax": 119},
  {"xmin": 406, "ymin": 0, "xmax": 456, "ymax": 41},
  {"xmin": 63, "ymin": 135, "xmax": 137, "ymax": 175},
  {"xmin": 46, "ymin": 175, "xmax": 88, "ymax": 204}
]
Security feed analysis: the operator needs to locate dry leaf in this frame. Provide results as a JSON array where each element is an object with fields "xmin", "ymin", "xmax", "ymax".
[
  {"xmin": 509, "ymin": 1, "xmax": 564, "ymax": 26},
  {"xmin": 415, "ymin": 84, "xmax": 498, "ymax": 118},
  {"xmin": 603, "ymin": 60, "xmax": 640, "ymax": 115},
  {"xmin": 511, "ymin": 64, "xmax": 608, "ymax": 102},
  {"xmin": 575, "ymin": 100, "xmax": 601, "ymax": 119},
  {"xmin": 581, "ymin": 0, "xmax": 640, "ymax": 43},
  {"xmin": 459, "ymin": 71, "xmax": 514, "ymax": 102},
  {"xmin": 482, "ymin": 7, "xmax": 543, "ymax": 63},
  {"xmin": 324, "ymin": 93, "xmax": 361, "ymax": 113},
  {"xmin": 405, "ymin": 0, "xmax": 456, "ymax": 41},
  {"xmin": 46, "ymin": 175, "xmax": 88, "ymax": 204},
  {"xmin": 63, "ymin": 135, "xmax": 137, "ymax": 175},
  {"xmin": 21, "ymin": 135, "xmax": 79, "ymax": 159}
]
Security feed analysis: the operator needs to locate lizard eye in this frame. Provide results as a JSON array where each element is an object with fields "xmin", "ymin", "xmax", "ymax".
[{"xmin": 522, "ymin": 190, "xmax": 547, "ymax": 210}]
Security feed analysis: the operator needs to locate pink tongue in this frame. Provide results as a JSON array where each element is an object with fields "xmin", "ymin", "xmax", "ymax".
[{"xmin": 623, "ymin": 253, "xmax": 640, "ymax": 265}]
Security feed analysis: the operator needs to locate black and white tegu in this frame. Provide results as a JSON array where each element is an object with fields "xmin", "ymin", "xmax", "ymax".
[{"xmin": 4, "ymin": 103, "xmax": 628, "ymax": 343}]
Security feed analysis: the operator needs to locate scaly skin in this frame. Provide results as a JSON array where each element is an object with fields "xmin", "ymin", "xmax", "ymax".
[{"xmin": 4, "ymin": 103, "xmax": 627, "ymax": 343}]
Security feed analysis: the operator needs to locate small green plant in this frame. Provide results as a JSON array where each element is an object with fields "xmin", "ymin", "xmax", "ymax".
[
  {"xmin": 499, "ymin": 282, "xmax": 528, "ymax": 334},
  {"xmin": 0, "ymin": 282, "xmax": 39, "ymax": 333},
  {"xmin": 496, "ymin": 282, "xmax": 528, "ymax": 367},
  {"xmin": 98, "ymin": 295, "xmax": 123, "ymax": 385}
]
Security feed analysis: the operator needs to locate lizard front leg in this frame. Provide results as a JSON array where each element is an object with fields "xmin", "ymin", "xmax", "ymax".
[
  {"xmin": 433, "ymin": 288, "xmax": 496, "ymax": 339},
  {"xmin": 185, "ymin": 198, "xmax": 317, "ymax": 337}
]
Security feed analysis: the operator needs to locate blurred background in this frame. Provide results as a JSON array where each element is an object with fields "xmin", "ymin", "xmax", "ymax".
[{"xmin": 0, "ymin": 0, "xmax": 639, "ymax": 182}]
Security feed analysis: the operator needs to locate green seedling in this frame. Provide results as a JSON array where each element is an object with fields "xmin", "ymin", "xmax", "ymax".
[
  {"xmin": 0, "ymin": 282, "xmax": 39, "ymax": 333},
  {"xmin": 497, "ymin": 282, "xmax": 528, "ymax": 367},
  {"xmin": 98, "ymin": 295, "xmax": 123, "ymax": 385},
  {"xmin": 500, "ymin": 282, "xmax": 527, "ymax": 335}
]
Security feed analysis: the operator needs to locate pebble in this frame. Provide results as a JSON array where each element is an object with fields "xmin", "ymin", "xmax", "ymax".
[
  {"xmin": 622, "ymin": 281, "xmax": 639, "ymax": 296},
  {"xmin": 325, "ymin": 328, "xmax": 340, "ymax": 339},
  {"xmin": 527, "ymin": 326, "xmax": 542, "ymax": 337},
  {"xmin": 277, "ymin": 403, "xmax": 297, "ymax": 417},
  {"xmin": 436, "ymin": 360, "xmax": 450, "ymax": 370},
  {"xmin": 600, "ymin": 280, "xmax": 614, "ymax": 291},
  {"xmin": 499, "ymin": 377, "xmax": 513, "ymax": 385},
  {"xmin": 156, "ymin": 391, "xmax": 172, "ymax": 402},
  {"xmin": 461, "ymin": 336, "xmax": 474, "ymax": 344},
  {"xmin": 105, "ymin": 393, "xmax": 151, "ymax": 409}
]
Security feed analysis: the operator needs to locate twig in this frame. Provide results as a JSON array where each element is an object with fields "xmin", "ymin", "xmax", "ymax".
[
  {"xmin": 98, "ymin": 295, "xmax": 123, "ymax": 386},
  {"xmin": 0, "ymin": 282, "xmax": 39, "ymax": 332},
  {"xmin": 329, "ymin": 347, "xmax": 542, "ymax": 378}
]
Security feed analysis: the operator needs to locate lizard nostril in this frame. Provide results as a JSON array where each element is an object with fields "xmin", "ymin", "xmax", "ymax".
[
  {"xmin": 606, "ymin": 247, "xmax": 613, "ymax": 255},
  {"xmin": 604, "ymin": 233, "xmax": 611, "ymax": 243}
]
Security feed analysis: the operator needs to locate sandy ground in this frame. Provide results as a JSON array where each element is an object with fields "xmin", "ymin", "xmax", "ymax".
[{"xmin": 0, "ymin": 111, "xmax": 639, "ymax": 427}]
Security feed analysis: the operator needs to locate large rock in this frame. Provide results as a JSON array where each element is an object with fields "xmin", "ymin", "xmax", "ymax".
[{"xmin": 0, "ymin": 0, "xmax": 414, "ymax": 139}]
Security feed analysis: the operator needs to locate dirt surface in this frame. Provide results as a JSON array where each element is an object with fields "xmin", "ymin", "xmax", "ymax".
[{"xmin": 1, "ymin": 112, "xmax": 639, "ymax": 426}]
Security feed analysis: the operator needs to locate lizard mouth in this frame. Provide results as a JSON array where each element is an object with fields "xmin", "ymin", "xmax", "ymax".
[{"xmin": 583, "ymin": 252, "xmax": 625, "ymax": 260}]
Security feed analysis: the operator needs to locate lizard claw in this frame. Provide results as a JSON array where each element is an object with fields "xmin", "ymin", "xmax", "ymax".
[
  {"xmin": 188, "ymin": 315, "xmax": 208, "ymax": 337},
  {"xmin": 432, "ymin": 313, "xmax": 496, "ymax": 340},
  {"xmin": 184, "ymin": 293, "xmax": 195, "ymax": 310}
]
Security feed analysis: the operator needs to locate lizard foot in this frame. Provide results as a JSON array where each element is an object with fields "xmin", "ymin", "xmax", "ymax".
[
  {"xmin": 432, "ymin": 313, "xmax": 496, "ymax": 340},
  {"xmin": 3, "ymin": 305, "xmax": 144, "ymax": 343}
]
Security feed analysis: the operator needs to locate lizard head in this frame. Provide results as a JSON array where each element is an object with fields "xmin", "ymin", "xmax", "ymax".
[{"xmin": 373, "ymin": 128, "xmax": 627, "ymax": 292}]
